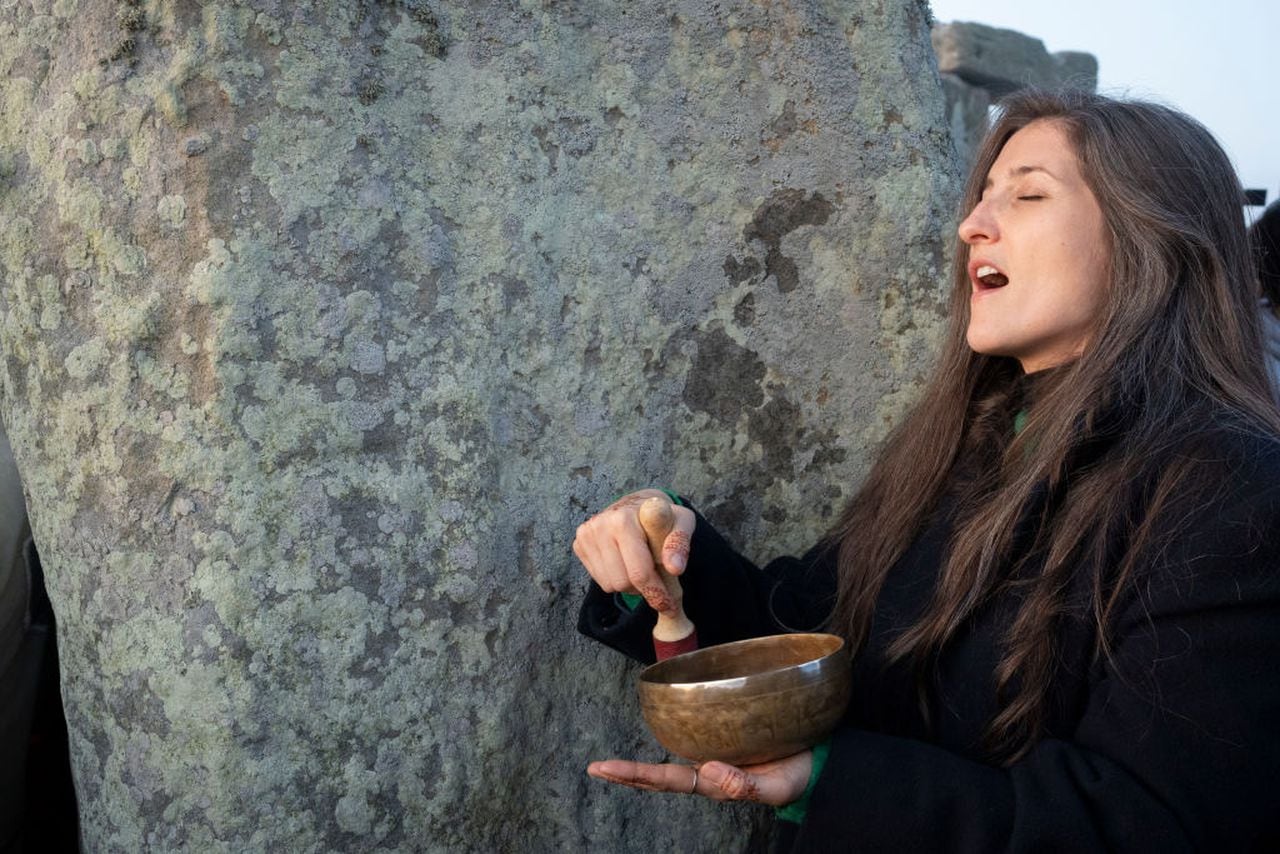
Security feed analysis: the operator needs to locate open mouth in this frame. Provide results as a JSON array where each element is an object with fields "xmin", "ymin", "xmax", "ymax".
[{"xmin": 972, "ymin": 263, "xmax": 1009, "ymax": 292}]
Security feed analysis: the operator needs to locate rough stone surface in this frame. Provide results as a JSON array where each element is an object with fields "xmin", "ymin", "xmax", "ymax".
[
  {"xmin": 1054, "ymin": 51, "xmax": 1100, "ymax": 92},
  {"xmin": 939, "ymin": 73, "xmax": 991, "ymax": 165},
  {"xmin": 0, "ymin": 1, "xmax": 958, "ymax": 850},
  {"xmin": 932, "ymin": 21, "xmax": 1099, "ymax": 96}
]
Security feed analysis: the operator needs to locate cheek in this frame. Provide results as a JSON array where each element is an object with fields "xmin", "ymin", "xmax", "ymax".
[
  {"xmin": 1040, "ymin": 272, "xmax": 1108, "ymax": 352},
  {"xmin": 1072, "ymin": 248, "xmax": 1110, "ymax": 318},
  {"xmin": 1073, "ymin": 210, "xmax": 1110, "ymax": 305},
  {"xmin": 1045, "ymin": 226, "xmax": 1108, "ymax": 314},
  {"xmin": 1045, "ymin": 271, "xmax": 1103, "ymax": 325}
]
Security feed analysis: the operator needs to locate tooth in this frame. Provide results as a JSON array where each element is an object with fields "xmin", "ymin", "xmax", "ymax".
[{"xmin": 976, "ymin": 265, "xmax": 998, "ymax": 277}]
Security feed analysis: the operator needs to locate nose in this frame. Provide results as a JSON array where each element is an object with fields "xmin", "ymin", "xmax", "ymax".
[{"xmin": 958, "ymin": 199, "xmax": 996, "ymax": 245}]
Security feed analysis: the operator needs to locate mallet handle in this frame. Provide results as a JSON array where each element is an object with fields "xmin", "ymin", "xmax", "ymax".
[{"xmin": 637, "ymin": 495, "xmax": 698, "ymax": 660}]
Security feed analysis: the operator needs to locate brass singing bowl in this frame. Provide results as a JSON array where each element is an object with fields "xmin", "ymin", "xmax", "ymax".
[{"xmin": 637, "ymin": 633, "xmax": 851, "ymax": 766}]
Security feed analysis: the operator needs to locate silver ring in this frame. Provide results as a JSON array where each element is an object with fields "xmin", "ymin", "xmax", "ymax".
[{"xmin": 688, "ymin": 766, "xmax": 699, "ymax": 795}]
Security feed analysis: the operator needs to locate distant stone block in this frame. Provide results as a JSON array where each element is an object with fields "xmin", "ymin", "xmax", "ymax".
[
  {"xmin": 1054, "ymin": 51, "xmax": 1099, "ymax": 93},
  {"xmin": 932, "ymin": 22, "xmax": 1097, "ymax": 96}
]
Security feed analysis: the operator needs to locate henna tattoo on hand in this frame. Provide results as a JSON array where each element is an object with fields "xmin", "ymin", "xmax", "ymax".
[
  {"xmin": 596, "ymin": 771, "xmax": 665, "ymax": 793},
  {"xmin": 719, "ymin": 768, "xmax": 761, "ymax": 802},
  {"xmin": 605, "ymin": 495, "xmax": 647, "ymax": 514},
  {"xmin": 663, "ymin": 530, "xmax": 691, "ymax": 560},
  {"xmin": 641, "ymin": 584, "xmax": 672, "ymax": 613}
]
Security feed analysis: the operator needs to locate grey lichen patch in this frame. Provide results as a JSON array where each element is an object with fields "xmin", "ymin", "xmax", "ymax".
[
  {"xmin": 347, "ymin": 340, "xmax": 386, "ymax": 375},
  {"xmin": 335, "ymin": 755, "xmax": 377, "ymax": 834},
  {"xmin": 100, "ymin": 137, "xmax": 126, "ymax": 159},
  {"xmin": 109, "ymin": 240, "xmax": 146, "ymax": 276},
  {"xmin": 157, "ymin": 194, "xmax": 186, "ymax": 228},
  {"xmin": 253, "ymin": 12, "xmax": 285, "ymax": 47},
  {"xmin": 76, "ymin": 138, "xmax": 102, "ymax": 165}
]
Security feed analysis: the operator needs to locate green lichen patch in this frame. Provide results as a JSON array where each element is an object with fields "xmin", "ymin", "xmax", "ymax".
[
  {"xmin": 64, "ymin": 337, "xmax": 108, "ymax": 380},
  {"xmin": 157, "ymin": 193, "xmax": 186, "ymax": 228}
]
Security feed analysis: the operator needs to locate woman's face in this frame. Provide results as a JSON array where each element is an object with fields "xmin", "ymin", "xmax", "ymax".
[{"xmin": 958, "ymin": 120, "xmax": 1110, "ymax": 373}]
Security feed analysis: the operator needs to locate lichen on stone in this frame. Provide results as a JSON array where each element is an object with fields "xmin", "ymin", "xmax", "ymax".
[{"xmin": 0, "ymin": 2, "xmax": 957, "ymax": 850}]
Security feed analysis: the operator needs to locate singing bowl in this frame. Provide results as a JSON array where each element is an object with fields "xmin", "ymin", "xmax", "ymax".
[{"xmin": 637, "ymin": 633, "xmax": 851, "ymax": 766}]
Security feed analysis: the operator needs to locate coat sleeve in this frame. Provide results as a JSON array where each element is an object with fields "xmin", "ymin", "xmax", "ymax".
[
  {"xmin": 577, "ymin": 506, "xmax": 839, "ymax": 664},
  {"xmin": 792, "ymin": 442, "xmax": 1280, "ymax": 852}
]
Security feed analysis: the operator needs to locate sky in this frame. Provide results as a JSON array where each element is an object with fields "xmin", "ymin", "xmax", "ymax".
[{"xmin": 927, "ymin": 0, "xmax": 1279, "ymax": 221}]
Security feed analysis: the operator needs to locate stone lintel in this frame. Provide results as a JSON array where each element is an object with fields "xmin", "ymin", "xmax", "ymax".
[{"xmin": 932, "ymin": 21, "xmax": 1098, "ymax": 97}]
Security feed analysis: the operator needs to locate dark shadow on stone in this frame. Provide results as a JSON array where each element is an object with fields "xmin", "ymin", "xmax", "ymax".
[
  {"xmin": 22, "ymin": 549, "xmax": 80, "ymax": 854},
  {"xmin": 743, "ymin": 189, "xmax": 835, "ymax": 293}
]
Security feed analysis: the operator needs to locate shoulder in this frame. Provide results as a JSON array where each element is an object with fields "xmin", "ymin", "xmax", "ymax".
[
  {"xmin": 1168, "ymin": 420, "xmax": 1280, "ymax": 508},
  {"xmin": 1124, "ymin": 420, "xmax": 1280, "ymax": 614}
]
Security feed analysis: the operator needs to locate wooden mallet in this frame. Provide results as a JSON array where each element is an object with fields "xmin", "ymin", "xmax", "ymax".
[{"xmin": 637, "ymin": 494, "xmax": 698, "ymax": 660}]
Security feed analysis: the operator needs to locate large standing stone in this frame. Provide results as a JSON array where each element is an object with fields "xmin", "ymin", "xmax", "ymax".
[{"xmin": 0, "ymin": 1, "xmax": 958, "ymax": 850}]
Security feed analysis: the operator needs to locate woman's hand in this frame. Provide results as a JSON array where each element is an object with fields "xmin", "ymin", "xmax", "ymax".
[
  {"xmin": 587, "ymin": 751, "xmax": 813, "ymax": 806},
  {"xmin": 572, "ymin": 489, "xmax": 697, "ymax": 613}
]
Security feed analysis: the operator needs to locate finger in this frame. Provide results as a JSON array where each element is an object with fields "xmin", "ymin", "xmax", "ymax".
[
  {"xmin": 603, "ymin": 489, "xmax": 664, "ymax": 515},
  {"xmin": 587, "ymin": 760, "xmax": 699, "ymax": 795},
  {"xmin": 661, "ymin": 506, "xmax": 697, "ymax": 575},
  {"xmin": 572, "ymin": 524, "xmax": 605, "ymax": 585},
  {"xmin": 615, "ymin": 527, "xmax": 670, "ymax": 613},
  {"xmin": 697, "ymin": 761, "xmax": 766, "ymax": 803},
  {"xmin": 573, "ymin": 526, "xmax": 614, "ymax": 592},
  {"xmin": 575, "ymin": 520, "xmax": 634, "ymax": 594}
]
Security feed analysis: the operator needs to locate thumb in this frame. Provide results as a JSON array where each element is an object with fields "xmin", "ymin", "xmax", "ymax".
[
  {"xmin": 662, "ymin": 505, "xmax": 696, "ymax": 574},
  {"xmin": 698, "ymin": 761, "xmax": 766, "ymax": 803}
]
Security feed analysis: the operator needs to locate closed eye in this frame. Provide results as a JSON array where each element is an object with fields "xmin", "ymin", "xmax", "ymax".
[{"xmin": 1017, "ymin": 195, "xmax": 1045, "ymax": 201}]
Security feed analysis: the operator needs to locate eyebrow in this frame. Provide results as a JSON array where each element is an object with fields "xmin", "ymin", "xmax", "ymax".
[{"xmin": 982, "ymin": 165, "xmax": 1059, "ymax": 190}]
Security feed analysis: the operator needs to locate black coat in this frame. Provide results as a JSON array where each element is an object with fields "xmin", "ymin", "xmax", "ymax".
[{"xmin": 579, "ymin": 426, "xmax": 1280, "ymax": 852}]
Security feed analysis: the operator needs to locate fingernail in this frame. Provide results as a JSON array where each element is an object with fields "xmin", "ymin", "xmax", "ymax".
[{"xmin": 668, "ymin": 553, "xmax": 686, "ymax": 572}]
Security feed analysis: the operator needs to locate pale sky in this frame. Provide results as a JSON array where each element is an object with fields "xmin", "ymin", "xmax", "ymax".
[{"xmin": 928, "ymin": 0, "xmax": 1279, "ymax": 220}]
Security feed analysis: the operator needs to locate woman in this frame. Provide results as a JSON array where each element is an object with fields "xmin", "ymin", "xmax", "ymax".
[
  {"xmin": 1251, "ymin": 200, "xmax": 1280, "ymax": 391},
  {"xmin": 574, "ymin": 90, "xmax": 1280, "ymax": 851}
]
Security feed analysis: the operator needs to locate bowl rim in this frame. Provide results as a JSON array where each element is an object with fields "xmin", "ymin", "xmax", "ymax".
[{"xmin": 638, "ymin": 632, "xmax": 846, "ymax": 689}]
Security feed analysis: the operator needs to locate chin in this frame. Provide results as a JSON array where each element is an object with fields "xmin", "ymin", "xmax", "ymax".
[
  {"xmin": 966, "ymin": 339, "xmax": 1019, "ymax": 364},
  {"xmin": 965, "ymin": 331, "xmax": 1002, "ymax": 358}
]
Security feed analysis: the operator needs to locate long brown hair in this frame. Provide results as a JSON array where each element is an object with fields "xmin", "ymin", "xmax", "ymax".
[{"xmin": 828, "ymin": 90, "xmax": 1280, "ymax": 762}]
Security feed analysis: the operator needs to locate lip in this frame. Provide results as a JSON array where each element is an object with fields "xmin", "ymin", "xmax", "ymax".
[{"xmin": 967, "ymin": 258, "xmax": 1007, "ymax": 297}]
